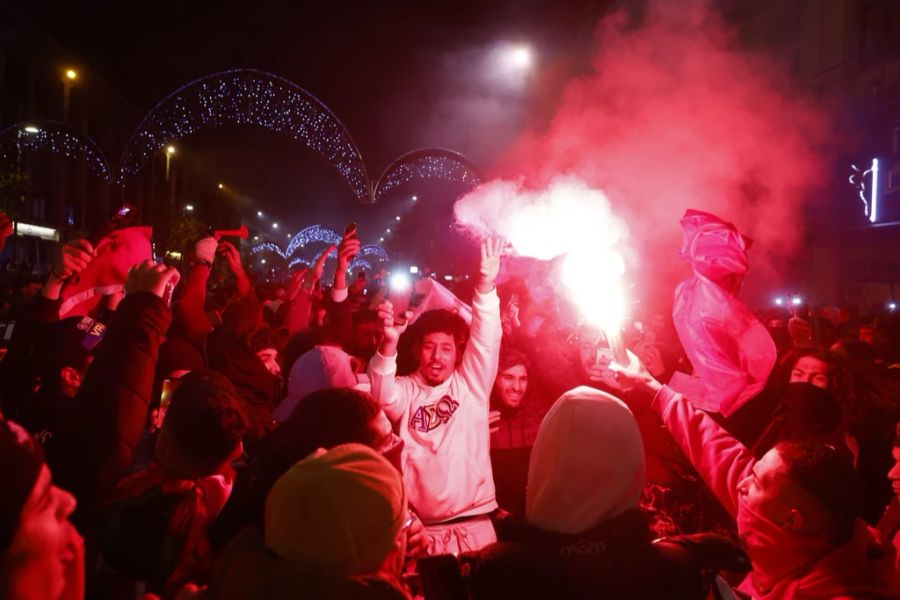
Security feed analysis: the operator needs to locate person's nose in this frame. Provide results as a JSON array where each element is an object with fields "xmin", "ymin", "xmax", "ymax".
[{"xmin": 55, "ymin": 486, "xmax": 77, "ymax": 520}]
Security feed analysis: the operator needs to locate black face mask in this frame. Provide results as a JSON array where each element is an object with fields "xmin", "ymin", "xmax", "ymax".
[
  {"xmin": 781, "ymin": 381, "xmax": 841, "ymax": 433},
  {"xmin": 380, "ymin": 434, "xmax": 405, "ymax": 474}
]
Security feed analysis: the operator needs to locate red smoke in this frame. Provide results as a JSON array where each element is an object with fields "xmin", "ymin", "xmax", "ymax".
[{"xmin": 491, "ymin": 0, "xmax": 832, "ymax": 308}]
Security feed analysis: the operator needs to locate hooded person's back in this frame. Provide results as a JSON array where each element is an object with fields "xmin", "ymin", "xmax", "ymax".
[{"xmin": 463, "ymin": 387, "xmax": 746, "ymax": 599}]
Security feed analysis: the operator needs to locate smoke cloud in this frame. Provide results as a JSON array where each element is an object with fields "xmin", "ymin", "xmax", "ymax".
[{"xmin": 455, "ymin": 0, "xmax": 832, "ymax": 308}]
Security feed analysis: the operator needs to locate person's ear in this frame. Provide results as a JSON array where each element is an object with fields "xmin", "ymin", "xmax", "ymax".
[
  {"xmin": 60, "ymin": 366, "xmax": 82, "ymax": 389},
  {"xmin": 782, "ymin": 508, "xmax": 805, "ymax": 532}
]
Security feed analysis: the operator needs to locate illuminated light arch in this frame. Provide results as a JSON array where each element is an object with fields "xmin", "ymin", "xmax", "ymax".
[
  {"xmin": 0, "ymin": 120, "xmax": 112, "ymax": 179},
  {"xmin": 250, "ymin": 242, "xmax": 287, "ymax": 258},
  {"xmin": 349, "ymin": 258, "xmax": 373, "ymax": 272},
  {"xmin": 289, "ymin": 257, "xmax": 311, "ymax": 270},
  {"xmin": 372, "ymin": 148, "xmax": 483, "ymax": 203},
  {"xmin": 359, "ymin": 244, "xmax": 389, "ymax": 262},
  {"xmin": 285, "ymin": 224, "xmax": 342, "ymax": 258},
  {"xmin": 117, "ymin": 68, "xmax": 371, "ymax": 202}
]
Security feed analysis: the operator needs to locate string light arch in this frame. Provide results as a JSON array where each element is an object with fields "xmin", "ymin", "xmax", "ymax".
[
  {"xmin": 0, "ymin": 120, "xmax": 112, "ymax": 179},
  {"xmin": 372, "ymin": 148, "xmax": 483, "ymax": 203},
  {"xmin": 116, "ymin": 68, "xmax": 371, "ymax": 202}
]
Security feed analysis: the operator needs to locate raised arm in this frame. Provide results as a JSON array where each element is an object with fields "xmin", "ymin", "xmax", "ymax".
[
  {"xmin": 458, "ymin": 238, "xmax": 503, "ymax": 404},
  {"xmin": 612, "ymin": 353, "xmax": 753, "ymax": 516},
  {"xmin": 367, "ymin": 299, "xmax": 412, "ymax": 422},
  {"xmin": 173, "ymin": 236, "xmax": 217, "ymax": 345},
  {"xmin": 58, "ymin": 261, "xmax": 178, "ymax": 529}
]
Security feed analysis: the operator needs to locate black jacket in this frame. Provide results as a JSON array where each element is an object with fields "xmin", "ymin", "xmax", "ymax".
[{"xmin": 420, "ymin": 510, "xmax": 748, "ymax": 600}]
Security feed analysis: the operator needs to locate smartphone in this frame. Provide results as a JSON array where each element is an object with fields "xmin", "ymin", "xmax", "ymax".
[{"xmin": 344, "ymin": 222, "xmax": 358, "ymax": 262}]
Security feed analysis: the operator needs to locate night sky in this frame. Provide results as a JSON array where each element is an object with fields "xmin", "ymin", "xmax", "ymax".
[{"xmin": 11, "ymin": 0, "xmax": 613, "ymax": 239}]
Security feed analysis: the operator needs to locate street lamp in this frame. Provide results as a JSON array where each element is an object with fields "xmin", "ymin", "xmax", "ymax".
[
  {"xmin": 185, "ymin": 204, "xmax": 194, "ymax": 212},
  {"xmin": 218, "ymin": 183, "xmax": 224, "ymax": 190},
  {"xmin": 257, "ymin": 211, "xmax": 263, "ymax": 218},
  {"xmin": 62, "ymin": 68, "xmax": 78, "ymax": 122},
  {"xmin": 272, "ymin": 222, "xmax": 279, "ymax": 230},
  {"xmin": 164, "ymin": 145, "xmax": 176, "ymax": 181}
]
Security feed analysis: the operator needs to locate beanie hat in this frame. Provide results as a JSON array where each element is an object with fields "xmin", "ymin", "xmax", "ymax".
[
  {"xmin": 0, "ymin": 419, "xmax": 45, "ymax": 552},
  {"xmin": 527, "ymin": 386, "xmax": 645, "ymax": 535},
  {"xmin": 264, "ymin": 443, "xmax": 406, "ymax": 575}
]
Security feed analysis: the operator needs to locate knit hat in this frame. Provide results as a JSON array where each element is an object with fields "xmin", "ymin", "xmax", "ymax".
[
  {"xmin": 526, "ymin": 386, "xmax": 645, "ymax": 535},
  {"xmin": 0, "ymin": 419, "xmax": 45, "ymax": 552},
  {"xmin": 264, "ymin": 443, "xmax": 407, "ymax": 575}
]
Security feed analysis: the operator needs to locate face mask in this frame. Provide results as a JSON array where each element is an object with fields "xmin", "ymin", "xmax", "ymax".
[{"xmin": 736, "ymin": 495, "xmax": 832, "ymax": 593}]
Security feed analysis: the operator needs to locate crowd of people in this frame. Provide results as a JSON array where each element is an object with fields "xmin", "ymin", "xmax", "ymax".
[{"xmin": 1, "ymin": 206, "xmax": 900, "ymax": 599}]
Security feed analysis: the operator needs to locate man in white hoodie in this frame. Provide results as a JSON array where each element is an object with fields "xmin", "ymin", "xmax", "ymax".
[{"xmin": 368, "ymin": 238, "xmax": 503, "ymax": 555}]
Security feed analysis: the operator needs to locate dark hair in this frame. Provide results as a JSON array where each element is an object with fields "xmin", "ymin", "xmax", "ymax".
[
  {"xmin": 411, "ymin": 309, "xmax": 469, "ymax": 363},
  {"xmin": 775, "ymin": 440, "xmax": 861, "ymax": 544},
  {"xmin": 165, "ymin": 370, "xmax": 248, "ymax": 471},
  {"xmin": 498, "ymin": 347, "xmax": 530, "ymax": 374},
  {"xmin": 772, "ymin": 347, "xmax": 861, "ymax": 430},
  {"xmin": 277, "ymin": 387, "xmax": 381, "ymax": 463},
  {"xmin": 248, "ymin": 326, "xmax": 280, "ymax": 353}
]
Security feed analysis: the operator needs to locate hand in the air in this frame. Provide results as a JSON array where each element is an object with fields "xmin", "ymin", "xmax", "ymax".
[
  {"xmin": 53, "ymin": 239, "xmax": 95, "ymax": 280},
  {"xmin": 126, "ymin": 260, "xmax": 181, "ymax": 299},
  {"xmin": 477, "ymin": 237, "xmax": 504, "ymax": 291},
  {"xmin": 377, "ymin": 299, "xmax": 412, "ymax": 345}
]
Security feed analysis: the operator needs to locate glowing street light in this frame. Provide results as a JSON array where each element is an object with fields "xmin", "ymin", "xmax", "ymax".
[
  {"xmin": 164, "ymin": 145, "xmax": 176, "ymax": 181},
  {"xmin": 23, "ymin": 126, "xmax": 40, "ymax": 134},
  {"xmin": 774, "ymin": 297, "xmax": 785, "ymax": 307},
  {"xmin": 62, "ymin": 68, "xmax": 78, "ymax": 122},
  {"xmin": 412, "ymin": 195, "xmax": 418, "ymax": 202},
  {"xmin": 272, "ymin": 222, "xmax": 279, "ymax": 230},
  {"xmin": 386, "ymin": 228, "xmax": 391, "ymax": 233},
  {"xmin": 218, "ymin": 183, "xmax": 224, "ymax": 190},
  {"xmin": 257, "ymin": 211, "xmax": 263, "ymax": 218},
  {"xmin": 185, "ymin": 204, "xmax": 194, "ymax": 212},
  {"xmin": 395, "ymin": 216, "xmax": 401, "ymax": 221},
  {"xmin": 379, "ymin": 237, "xmax": 385, "ymax": 242}
]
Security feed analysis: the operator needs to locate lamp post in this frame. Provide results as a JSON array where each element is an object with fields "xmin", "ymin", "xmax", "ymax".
[
  {"xmin": 164, "ymin": 145, "xmax": 176, "ymax": 181},
  {"xmin": 62, "ymin": 68, "xmax": 78, "ymax": 122}
]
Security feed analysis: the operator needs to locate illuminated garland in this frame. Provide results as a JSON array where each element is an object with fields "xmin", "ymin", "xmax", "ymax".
[
  {"xmin": 373, "ymin": 148, "xmax": 482, "ymax": 203},
  {"xmin": 117, "ymin": 69, "xmax": 370, "ymax": 202},
  {"xmin": 285, "ymin": 225, "xmax": 342, "ymax": 258},
  {"xmin": 0, "ymin": 121, "xmax": 111, "ymax": 178}
]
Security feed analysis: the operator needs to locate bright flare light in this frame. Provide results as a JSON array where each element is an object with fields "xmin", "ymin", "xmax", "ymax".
[
  {"xmin": 561, "ymin": 249, "xmax": 626, "ymax": 334},
  {"xmin": 185, "ymin": 204, "xmax": 194, "ymax": 212},
  {"xmin": 272, "ymin": 223, "xmax": 278, "ymax": 229},
  {"xmin": 791, "ymin": 296, "xmax": 803, "ymax": 306},
  {"xmin": 23, "ymin": 126, "xmax": 40, "ymax": 134},
  {"xmin": 410, "ymin": 266, "xmax": 419, "ymax": 274},
  {"xmin": 889, "ymin": 302, "xmax": 897, "ymax": 312},
  {"xmin": 774, "ymin": 297, "xmax": 784, "ymax": 306},
  {"xmin": 65, "ymin": 69, "xmax": 78, "ymax": 80},
  {"xmin": 390, "ymin": 272, "xmax": 411, "ymax": 292},
  {"xmin": 165, "ymin": 145, "xmax": 176, "ymax": 155}
]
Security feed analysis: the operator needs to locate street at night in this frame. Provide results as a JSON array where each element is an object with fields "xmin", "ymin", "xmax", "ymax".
[{"xmin": 1, "ymin": 1, "xmax": 900, "ymax": 598}]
